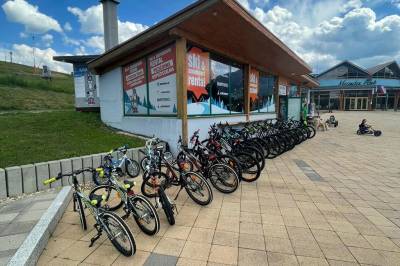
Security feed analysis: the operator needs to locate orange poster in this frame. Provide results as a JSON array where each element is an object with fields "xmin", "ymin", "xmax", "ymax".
[
  {"xmin": 187, "ymin": 47, "xmax": 209, "ymax": 101},
  {"xmin": 249, "ymin": 68, "xmax": 259, "ymax": 101}
]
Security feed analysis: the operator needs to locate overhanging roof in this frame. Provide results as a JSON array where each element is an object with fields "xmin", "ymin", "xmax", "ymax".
[
  {"xmin": 367, "ymin": 60, "xmax": 399, "ymax": 75},
  {"xmin": 89, "ymin": 0, "xmax": 312, "ymax": 76},
  {"xmin": 316, "ymin": 60, "xmax": 370, "ymax": 78},
  {"xmin": 54, "ymin": 55, "xmax": 99, "ymax": 64}
]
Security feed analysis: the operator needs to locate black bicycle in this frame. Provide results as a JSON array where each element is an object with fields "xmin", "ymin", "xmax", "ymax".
[{"xmin": 43, "ymin": 168, "xmax": 136, "ymax": 256}]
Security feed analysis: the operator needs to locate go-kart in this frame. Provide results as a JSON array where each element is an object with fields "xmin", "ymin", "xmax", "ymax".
[{"xmin": 356, "ymin": 126, "xmax": 382, "ymax": 137}]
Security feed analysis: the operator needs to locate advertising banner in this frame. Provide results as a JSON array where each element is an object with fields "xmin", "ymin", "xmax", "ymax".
[
  {"xmin": 123, "ymin": 59, "xmax": 147, "ymax": 115},
  {"xmin": 249, "ymin": 68, "xmax": 259, "ymax": 101},
  {"xmin": 279, "ymin": 85, "xmax": 287, "ymax": 96},
  {"xmin": 187, "ymin": 47, "xmax": 209, "ymax": 101},
  {"xmin": 147, "ymin": 45, "xmax": 177, "ymax": 115},
  {"xmin": 73, "ymin": 65, "xmax": 98, "ymax": 106}
]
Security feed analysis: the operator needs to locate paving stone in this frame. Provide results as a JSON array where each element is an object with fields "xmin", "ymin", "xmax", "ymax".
[
  {"xmin": 238, "ymin": 248, "xmax": 268, "ymax": 266},
  {"xmin": 0, "ymin": 233, "xmax": 27, "ymax": 252},
  {"xmin": 0, "ymin": 212, "xmax": 19, "ymax": 223},
  {"xmin": 35, "ymin": 162, "xmax": 49, "ymax": 191},
  {"xmin": 5, "ymin": 166, "xmax": 22, "ymax": 197},
  {"xmin": 21, "ymin": 164, "xmax": 37, "ymax": 194},
  {"xmin": 0, "ymin": 221, "xmax": 36, "ymax": 237},
  {"xmin": 144, "ymin": 253, "xmax": 178, "ymax": 266},
  {"xmin": 0, "ymin": 169, "xmax": 6, "ymax": 199},
  {"xmin": 48, "ymin": 160, "xmax": 62, "ymax": 188},
  {"xmin": 81, "ymin": 155, "xmax": 93, "ymax": 184}
]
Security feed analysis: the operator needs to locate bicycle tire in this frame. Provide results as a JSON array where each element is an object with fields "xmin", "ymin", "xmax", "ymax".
[
  {"xmin": 74, "ymin": 193, "xmax": 87, "ymax": 230},
  {"xmin": 125, "ymin": 159, "xmax": 140, "ymax": 178},
  {"xmin": 184, "ymin": 172, "xmax": 213, "ymax": 206},
  {"xmin": 101, "ymin": 211, "xmax": 136, "ymax": 256},
  {"xmin": 130, "ymin": 195, "xmax": 160, "ymax": 235},
  {"xmin": 207, "ymin": 163, "xmax": 239, "ymax": 193},
  {"xmin": 234, "ymin": 151, "xmax": 261, "ymax": 182},
  {"xmin": 158, "ymin": 186, "xmax": 175, "ymax": 225},
  {"xmin": 141, "ymin": 172, "xmax": 169, "ymax": 198},
  {"xmin": 89, "ymin": 185, "xmax": 123, "ymax": 211}
]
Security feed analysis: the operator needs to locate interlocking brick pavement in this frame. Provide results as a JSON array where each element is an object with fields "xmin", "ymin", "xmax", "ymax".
[{"xmin": 37, "ymin": 111, "xmax": 400, "ymax": 265}]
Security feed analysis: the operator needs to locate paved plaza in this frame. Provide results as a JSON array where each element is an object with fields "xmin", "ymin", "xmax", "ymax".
[
  {"xmin": 37, "ymin": 111, "xmax": 400, "ymax": 265},
  {"xmin": 0, "ymin": 190, "xmax": 58, "ymax": 265}
]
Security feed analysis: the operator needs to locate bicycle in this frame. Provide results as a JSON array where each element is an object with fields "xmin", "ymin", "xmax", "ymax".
[
  {"xmin": 43, "ymin": 168, "xmax": 136, "ymax": 256},
  {"xmin": 89, "ymin": 168, "xmax": 160, "ymax": 235},
  {"xmin": 93, "ymin": 145, "xmax": 140, "ymax": 185}
]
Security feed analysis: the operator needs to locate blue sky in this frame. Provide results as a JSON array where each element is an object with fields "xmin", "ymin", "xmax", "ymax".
[{"xmin": 1, "ymin": 0, "xmax": 400, "ymax": 73}]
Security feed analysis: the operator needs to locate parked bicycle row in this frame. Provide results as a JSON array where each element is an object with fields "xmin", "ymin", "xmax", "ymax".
[{"xmin": 42, "ymin": 118, "xmax": 316, "ymax": 257}]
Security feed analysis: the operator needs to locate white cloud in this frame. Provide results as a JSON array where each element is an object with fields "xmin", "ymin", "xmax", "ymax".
[
  {"xmin": 247, "ymin": 2, "xmax": 400, "ymax": 71},
  {"xmin": 64, "ymin": 22, "xmax": 72, "ymax": 32},
  {"xmin": 41, "ymin": 33, "xmax": 53, "ymax": 47},
  {"xmin": 2, "ymin": 0, "xmax": 62, "ymax": 33},
  {"xmin": 19, "ymin": 32, "xmax": 28, "ymax": 38},
  {"xmin": 67, "ymin": 4, "xmax": 148, "ymax": 53},
  {"xmin": 67, "ymin": 4, "xmax": 103, "ymax": 34},
  {"xmin": 236, "ymin": 0, "xmax": 250, "ymax": 10},
  {"xmin": 85, "ymin": 35, "xmax": 104, "ymax": 53},
  {"xmin": 392, "ymin": 0, "xmax": 400, "ymax": 8},
  {"xmin": 2, "ymin": 44, "xmax": 72, "ymax": 73}
]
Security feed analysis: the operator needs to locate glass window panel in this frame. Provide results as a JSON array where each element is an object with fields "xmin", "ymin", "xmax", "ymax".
[
  {"xmin": 210, "ymin": 59, "xmax": 230, "ymax": 114},
  {"xmin": 229, "ymin": 66, "xmax": 244, "ymax": 113},
  {"xmin": 258, "ymin": 74, "xmax": 275, "ymax": 112}
]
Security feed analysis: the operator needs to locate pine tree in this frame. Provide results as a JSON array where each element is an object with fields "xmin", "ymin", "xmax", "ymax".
[
  {"xmin": 143, "ymin": 96, "xmax": 147, "ymax": 108},
  {"xmin": 173, "ymin": 104, "xmax": 177, "ymax": 113}
]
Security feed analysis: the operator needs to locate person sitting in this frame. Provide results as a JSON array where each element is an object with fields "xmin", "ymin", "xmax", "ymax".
[{"xmin": 359, "ymin": 119, "xmax": 370, "ymax": 134}]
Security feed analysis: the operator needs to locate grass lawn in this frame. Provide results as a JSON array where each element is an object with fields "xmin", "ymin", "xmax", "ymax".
[
  {"xmin": 0, "ymin": 85, "xmax": 74, "ymax": 111},
  {"xmin": 0, "ymin": 111, "xmax": 145, "ymax": 168}
]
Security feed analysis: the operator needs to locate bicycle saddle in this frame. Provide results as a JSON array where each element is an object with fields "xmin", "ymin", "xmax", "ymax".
[
  {"xmin": 89, "ymin": 194, "xmax": 104, "ymax": 208},
  {"xmin": 123, "ymin": 179, "xmax": 135, "ymax": 189}
]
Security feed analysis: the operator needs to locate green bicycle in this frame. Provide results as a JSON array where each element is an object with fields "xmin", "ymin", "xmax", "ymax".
[{"xmin": 43, "ymin": 168, "xmax": 136, "ymax": 256}]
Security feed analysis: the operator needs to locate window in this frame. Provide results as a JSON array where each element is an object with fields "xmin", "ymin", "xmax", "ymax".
[
  {"xmin": 187, "ymin": 45, "xmax": 244, "ymax": 115},
  {"xmin": 250, "ymin": 70, "xmax": 275, "ymax": 113},
  {"xmin": 123, "ymin": 44, "xmax": 177, "ymax": 116}
]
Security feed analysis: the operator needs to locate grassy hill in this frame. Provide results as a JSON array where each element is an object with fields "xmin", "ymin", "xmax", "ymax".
[
  {"xmin": 0, "ymin": 61, "xmax": 74, "ymax": 111},
  {"xmin": 0, "ymin": 62, "xmax": 144, "ymax": 168}
]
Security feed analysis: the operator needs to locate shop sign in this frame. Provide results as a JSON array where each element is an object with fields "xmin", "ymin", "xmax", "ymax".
[
  {"xmin": 187, "ymin": 47, "xmax": 209, "ymax": 101},
  {"xmin": 147, "ymin": 45, "xmax": 177, "ymax": 115},
  {"xmin": 339, "ymin": 79, "xmax": 376, "ymax": 87},
  {"xmin": 73, "ymin": 65, "xmax": 98, "ymax": 106},
  {"xmin": 249, "ymin": 68, "xmax": 259, "ymax": 101},
  {"xmin": 123, "ymin": 59, "xmax": 147, "ymax": 115},
  {"xmin": 279, "ymin": 85, "xmax": 287, "ymax": 96}
]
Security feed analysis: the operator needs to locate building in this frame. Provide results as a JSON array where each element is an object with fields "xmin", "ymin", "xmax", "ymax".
[
  {"xmin": 312, "ymin": 61, "xmax": 400, "ymax": 111},
  {"xmin": 87, "ymin": 0, "xmax": 318, "ymax": 148},
  {"xmin": 53, "ymin": 55, "xmax": 100, "ymax": 111}
]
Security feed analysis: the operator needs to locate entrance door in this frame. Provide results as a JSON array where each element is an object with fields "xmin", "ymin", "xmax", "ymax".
[{"xmin": 345, "ymin": 97, "xmax": 368, "ymax": 110}]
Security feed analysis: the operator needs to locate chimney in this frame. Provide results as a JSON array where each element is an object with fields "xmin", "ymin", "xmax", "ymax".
[{"xmin": 100, "ymin": 0, "xmax": 119, "ymax": 51}]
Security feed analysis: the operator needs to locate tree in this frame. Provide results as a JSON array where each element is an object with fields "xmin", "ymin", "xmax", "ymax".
[{"xmin": 172, "ymin": 103, "xmax": 177, "ymax": 113}]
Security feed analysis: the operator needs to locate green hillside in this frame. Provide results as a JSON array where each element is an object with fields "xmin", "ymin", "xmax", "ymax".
[
  {"xmin": 0, "ymin": 61, "xmax": 144, "ymax": 168},
  {"xmin": 0, "ymin": 61, "xmax": 74, "ymax": 110}
]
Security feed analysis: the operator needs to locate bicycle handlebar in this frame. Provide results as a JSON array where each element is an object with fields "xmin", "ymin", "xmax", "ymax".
[{"xmin": 43, "ymin": 168, "xmax": 94, "ymax": 185}]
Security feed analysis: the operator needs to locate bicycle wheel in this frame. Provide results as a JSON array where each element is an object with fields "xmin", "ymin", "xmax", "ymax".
[
  {"xmin": 158, "ymin": 186, "xmax": 175, "ymax": 225},
  {"xmin": 126, "ymin": 159, "xmax": 140, "ymax": 178},
  {"xmin": 89, "ymin": 185, "xmax": 123, "ymax": 211},
  {"xmin": 141, "ymin": 172, "xmax": 169, "ymax": 198},
  {"xmin": 92, "ymin": 168, "xmax": 110, "ymax": 186},
  {"xmin": 184, "ymin": 172, "xmax": 213, "ymax": 206},
  {"xmin": 307, "ymin": 126, "xmax": 316, "ymax": 139},
  {"xmin": 74, "ymin": 193, "xmax": 87, "ymax": 230},
  {"xmin": 101, "ymin": 211, "xmax": 136, "ymax": 256},
  {"xmin": 235, "ymin": 152, "xmax": 261, "ymax": 182},
  {"xmin": 129, "ymin": 195, "xmax": 160, "ymax": 235},
  {"xmin": 207, "ymin": 163, "xmax": 239, "ymax": 193},
  {"xmin": 140, "ymin": 156, "xmax": 150, "ymax": 172}
]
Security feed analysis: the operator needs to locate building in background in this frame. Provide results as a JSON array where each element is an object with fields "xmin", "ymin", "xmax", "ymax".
[
  {"xmin": 312, "ymin": 61, "xmax": 400, "ymax": 111},
  {"xmin": 87, "ymin": 0, "xmax": 318, "ymax": 149},
  {"xmin": 53, "ymin": 55, "xmax": 100, "ymax": 111}
]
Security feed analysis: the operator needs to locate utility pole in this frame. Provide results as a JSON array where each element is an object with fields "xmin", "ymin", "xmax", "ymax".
[
  {"xmin": 32, "ymin": 34, "xmax": 36, "ymax": 73},
  {"xmin": 9, "ymin": 51, "xmax": 12, "ymax": 63}
]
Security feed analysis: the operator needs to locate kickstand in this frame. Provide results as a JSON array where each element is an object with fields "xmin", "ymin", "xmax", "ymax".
[
  {"xmin": 89, "ymin": 224, "xmax": 102, "ymax": 247},
  {"xmin": 121, "ymin": 209, "xmax": 130, "ymax": 220}
]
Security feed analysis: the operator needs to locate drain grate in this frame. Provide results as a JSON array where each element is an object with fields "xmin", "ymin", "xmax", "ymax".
[{"xmin": 294, "ymin": 160, "xmax": 324, "ymax": 181}]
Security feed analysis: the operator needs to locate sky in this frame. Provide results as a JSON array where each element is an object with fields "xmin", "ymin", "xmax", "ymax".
[{"xmin": 0, "ymin": 0, "xmax": 400, "ymax": 74}]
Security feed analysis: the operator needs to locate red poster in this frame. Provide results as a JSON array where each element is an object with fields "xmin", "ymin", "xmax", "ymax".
[
  {"xmin": 187, "ymin": 47, "xmax": 209, "ymax": 101},
  {"xmin": 147, "ymin": 45, "xmax": 176, "ymax": 82},
  {"xmin": 123, "ymin": 59, "xmax": 146, "ymax": 90},
  {"xmin": 249, "ymin": 68, "xmax": 259, "ymax": 101}
]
